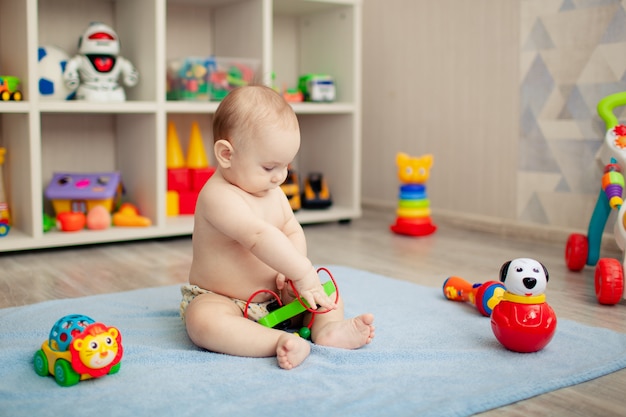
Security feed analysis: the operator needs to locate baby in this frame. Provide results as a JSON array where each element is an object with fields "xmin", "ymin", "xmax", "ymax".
[{"xmin": 180, "ymin": 85, "xmax": 374, "ymax": 369}]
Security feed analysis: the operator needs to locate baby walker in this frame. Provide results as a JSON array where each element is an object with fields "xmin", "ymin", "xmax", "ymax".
[{"xmin": 565, "ymin": 92, "xmax": 626, "ymax": 305}]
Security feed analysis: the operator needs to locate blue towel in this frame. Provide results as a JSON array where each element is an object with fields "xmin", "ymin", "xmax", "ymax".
[{"xmin": 1, "ymin": 265, "xmax": 626, "ymax": 417}]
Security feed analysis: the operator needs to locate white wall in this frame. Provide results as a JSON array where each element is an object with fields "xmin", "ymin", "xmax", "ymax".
[{"xmin": 361, "ymin": 0, "xmax": 520, "ymax": 222}]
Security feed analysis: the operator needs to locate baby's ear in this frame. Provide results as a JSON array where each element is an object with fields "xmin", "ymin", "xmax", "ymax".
[{"xmin": 214, "ymin": 139, "xmax": 233, "ymax": 168}]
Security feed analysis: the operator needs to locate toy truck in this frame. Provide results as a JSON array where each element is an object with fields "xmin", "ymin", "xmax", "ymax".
[
  {"xmin": 0, "ymin": 76, "xmax": 22, "ymax": 101},
  {"xmin": 298, "ymin": 74, "xmax": 335, "ymax": 102}
]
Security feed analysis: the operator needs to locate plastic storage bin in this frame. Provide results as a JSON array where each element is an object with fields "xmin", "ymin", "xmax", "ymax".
[
  {"xmin": 167, "ymin": 57, "xmax": 216, "ymax": 101},
  {"xmin": 167, "ymin": 56, "xmax": 259, "ymax": 101}
]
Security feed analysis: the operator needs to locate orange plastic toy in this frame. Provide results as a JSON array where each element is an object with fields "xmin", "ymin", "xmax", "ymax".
[
  {"xmin": 442, "ymin": 276, "xmax": 506, "ymax": 317},
  {"xmin": 56, "ymin": 212, "xmax": 86, "ymax": 232},
  {"xmin": 112, "ymin": 203, "xmax": 151, "ymax": 227}
]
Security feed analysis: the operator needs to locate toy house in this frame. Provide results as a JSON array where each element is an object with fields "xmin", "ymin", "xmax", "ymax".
[{"xmin": 45, "ymin": 172, "xmax": 122, "ymax": 215}]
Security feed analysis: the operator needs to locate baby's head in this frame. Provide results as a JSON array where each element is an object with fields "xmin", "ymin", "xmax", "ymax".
[
  {"xmin": 213, "ymin": 85, "xmax": 299, "ymax": 148},
  {"xmin": 212, "ymin": 85, "xmax": 301, "ymax": 195}
]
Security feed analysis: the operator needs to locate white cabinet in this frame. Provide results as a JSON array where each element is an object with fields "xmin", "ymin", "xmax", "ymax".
[{"xmin": 0, "ymin": 0, "xmax": 362, "ymax": 251}]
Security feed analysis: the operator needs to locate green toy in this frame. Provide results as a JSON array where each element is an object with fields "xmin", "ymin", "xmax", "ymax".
[{"xmin": 258, "ymin": 280, "xmax": 337, "ymax": 338}]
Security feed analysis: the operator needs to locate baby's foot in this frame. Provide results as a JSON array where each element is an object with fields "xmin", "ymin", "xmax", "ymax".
[
  {"xmin": 314, "ymin": 313, "xmax": 375, "ymax": 349},
  {"xmin": 276, "ymin": 333, "xmax": 311, "ymax": 370}
]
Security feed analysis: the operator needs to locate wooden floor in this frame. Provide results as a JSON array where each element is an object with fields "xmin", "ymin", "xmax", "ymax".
[{"xmin": 2, "ymin": 207, "xmax": 626, "ymax": 416}]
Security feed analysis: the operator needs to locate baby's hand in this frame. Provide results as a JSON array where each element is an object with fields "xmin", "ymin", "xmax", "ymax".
[
  {"xmin": 276, "ymin": 274, "xmax": 287, "ymax": 292},
  {"xmin": 291, "ymin": 268, "xmax": 337, "ymax": 312},
  {"xmin": 276, "ymin": 273, "xmax": 297, "ymax": 300}
]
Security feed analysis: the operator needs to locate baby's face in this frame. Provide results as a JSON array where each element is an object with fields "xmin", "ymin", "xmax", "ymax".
[{"xmin": 229, "ymin": 126, "xmax": 300, "ymax": 196}]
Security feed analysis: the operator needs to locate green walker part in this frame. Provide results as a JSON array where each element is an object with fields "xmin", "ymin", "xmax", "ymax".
[
  {"xmin": 257, "ymin": 280, "xmax": 336, "ymax": 328},
  {"xmin": 598, "ymin": 92, "xmax": 626, "ymax": 130}
]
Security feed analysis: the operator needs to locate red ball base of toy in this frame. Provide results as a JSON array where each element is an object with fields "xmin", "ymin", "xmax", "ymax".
[
  {"xmin": 390, "ymin": 217, "xmax": 437, "ymax": 236},
  {"xmin": 490, "ymin": 300, "xmax": 557, "ymax": 353}
]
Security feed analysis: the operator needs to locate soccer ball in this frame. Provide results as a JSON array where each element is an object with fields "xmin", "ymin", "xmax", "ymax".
[{"xmin": 38, "ymin": 45, "xmax": 74, "ymax": 100}]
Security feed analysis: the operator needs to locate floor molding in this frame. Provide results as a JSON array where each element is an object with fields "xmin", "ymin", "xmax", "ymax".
[{"xmin": 362, "ymin": 200, "xmax": 620, "ymax": 254}]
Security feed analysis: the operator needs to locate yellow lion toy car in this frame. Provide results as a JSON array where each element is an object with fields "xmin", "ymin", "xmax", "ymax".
[{"xmin": 33, "ymin": 314, "xmax": 123, "ymax": 387}]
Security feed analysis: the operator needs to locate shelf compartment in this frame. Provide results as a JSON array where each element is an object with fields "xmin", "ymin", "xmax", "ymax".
[
  {"xmin": 37, "ymin": 0, "xmax": 157, "ymax": 103},
  {"xmin": 0, "ymin": 0, "xmax": 29, "ymax": 101},
  {"xmin": 0, "ymin": 113, "xmax": 37, "ymax": 239},
  {"xmin": 166, "ymin": 0, "xmax": 265, "ymax": 102},
  {"xmin": 272, "ymin": 0, "xmax": 358, "ymax": 103},
  {"xmin": 40, "ymin": 113, "xmax": 159, "ymax": 227},
  {"xmin": 296, "ymin": 113, "xmax": 359, "ymax": 210}
]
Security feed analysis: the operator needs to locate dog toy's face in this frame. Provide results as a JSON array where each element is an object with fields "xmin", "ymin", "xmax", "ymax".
[{"xmin": 500, "ymin": 258, "xmax": 548, "ymax": 297}]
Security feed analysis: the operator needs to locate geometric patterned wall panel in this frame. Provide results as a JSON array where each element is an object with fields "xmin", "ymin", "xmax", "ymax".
[{"xmin": 520, "ymin": 0, "xmax": 626, "ymax": 230}]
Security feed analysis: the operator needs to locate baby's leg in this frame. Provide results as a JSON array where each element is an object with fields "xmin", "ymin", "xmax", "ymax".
[
  {"xmin": 185, "ymin": 292, "xmax": 310, "ymax": 369},
  {"xmin": 309, "ymin": 296, "xmax": 375, "ymax": 349}
]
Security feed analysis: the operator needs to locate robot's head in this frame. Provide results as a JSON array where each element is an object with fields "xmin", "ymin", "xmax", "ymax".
[{"xmin": 78, "ymin": 22, "xmax": 119, "ymax": 56}]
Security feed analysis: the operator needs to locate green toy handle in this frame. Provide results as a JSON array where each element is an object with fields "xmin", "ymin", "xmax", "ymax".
[
  {"xmin": 597, "ymin": 92, "xmax": 626, "ymax": 130},
  {"xmin": 257, "ymin": 280, "xmax": 337, "ymax": 329}
]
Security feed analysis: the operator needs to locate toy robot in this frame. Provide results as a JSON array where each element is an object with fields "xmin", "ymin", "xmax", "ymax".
[
  {"xmin": 490, "ymin": 258, "xmax": 557, "ymax": 353},
  {"xmin": 63, "ymin": 22, "xmax": 138, "ymax": 102}
]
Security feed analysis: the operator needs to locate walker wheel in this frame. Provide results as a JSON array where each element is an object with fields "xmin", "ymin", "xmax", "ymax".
[
  {"xmin": 565, "ymin": 233, "xmax": 588, "ymax": 271},
  {"xmin": 595, "ymin": 258, "xmax": 624, "ymax": 305}
]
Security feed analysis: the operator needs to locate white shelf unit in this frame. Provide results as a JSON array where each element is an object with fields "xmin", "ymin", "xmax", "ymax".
[{"xmin": 0, "ymin": 0, "xmax": 362, "ymax": 252}]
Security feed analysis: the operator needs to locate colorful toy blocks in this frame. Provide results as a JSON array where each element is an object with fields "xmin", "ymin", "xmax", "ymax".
[
  {"xmin": 166, "ymin": 121, "xmax": 215, "ymax": 215},
  {"xmin": 390, "ymin": 152, "xmax": 437, "ymax": 236}
]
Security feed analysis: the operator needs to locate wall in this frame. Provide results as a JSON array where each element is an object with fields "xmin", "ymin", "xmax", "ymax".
[
  {"xmin": 518, "ymin": 0, "xmax": 626, "ymax": 231},
  {"xmin": 361, "ymin": 0, "xmax": 520, "ymax": 222},
  {"xmin": 362, "ymin": 0, "xmax": 626, "ymax": 234}
]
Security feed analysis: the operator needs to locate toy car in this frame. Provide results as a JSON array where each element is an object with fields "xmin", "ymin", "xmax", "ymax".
[
  {"xmin": 280, "ymin": 168, "xmax": 301, "ymax": 211},
  {"xmin": 298, "ymin": 74, "xmax": 335, "ymax": 102},
  {"xmin": 0, "ymin": 76, "xmax": 22, "ymax": 101},
  {"xmin": 301, "ymin": 172, "xmax": 332, "ymax": 209},
  {"xmin": 33, "ymin": 314, "xmax": 123, "ymax": 387}
]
